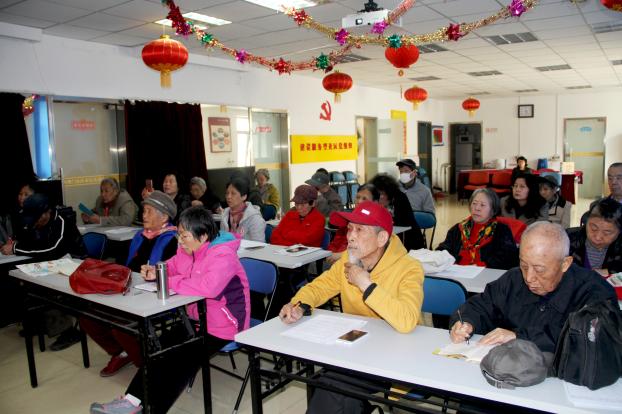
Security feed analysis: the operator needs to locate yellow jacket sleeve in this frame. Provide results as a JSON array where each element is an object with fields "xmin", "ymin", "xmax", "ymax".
[{"xmin": 291, "ymin": 260, "xmax": 343, "ymax": 308}]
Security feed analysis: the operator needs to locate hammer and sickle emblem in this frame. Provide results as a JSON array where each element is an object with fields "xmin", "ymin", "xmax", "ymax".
[{"xmin": 319, "ymin": 100, "xmax": 332, "ymax": 121}]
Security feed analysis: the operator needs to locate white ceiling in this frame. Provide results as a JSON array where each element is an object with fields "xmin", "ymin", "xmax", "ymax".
[{"xmin": 1, "ymin": 0, "xmax": 622, "ymax": 98}]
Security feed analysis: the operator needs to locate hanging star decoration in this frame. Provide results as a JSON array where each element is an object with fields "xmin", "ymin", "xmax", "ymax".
[
  {"xmin": 388, "ymin": 34, "xmax": 402, "ymax": 48},
  {"xmin": 371, "ymin": 20, "xmax": 388, "ymax": 35},
  {"xmin": 334, "ymin": 28, "xmax": 350, "ymax": 46},
  {"xmin": 508, "ymin": 0, "xmax": 527, "ymax": 17},
  {"xmin": 274, "ymin": 58, "xmax": 292, "ymax": 75},
  {"xmin": 200, "ymin": 33, "xmax": 214, "ymax": 46},
  {"xmin": 235, "ymin": 49, "xmax": 248, "ymax": 63},
  {"xmin": 315, "ymin": 53, "xmax": 330, "ymax": 70},
  {"xmin": 293, "ymin": 9, "xmax": 308, "ymax": 25},
  {"xmin": 446, "ymin": 23, "xmax": 463, "ymax": 41}
]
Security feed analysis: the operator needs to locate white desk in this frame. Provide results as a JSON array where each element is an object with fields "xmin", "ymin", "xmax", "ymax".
[
  {"xmin": 236, "ymin": 309, "xmax": 619, "ymax": 414},
  {"xmin": 238, "ymin": 244, "xmax": 331, "ymax": 269},
  {"xmin": 428, "ymin": 267, "xmax": 505, "ymax": 294},
  {"xmin": 78, "ymin": 224, "xmax": 141, "ymax": 242},
  {"xmin": 0, "ymin": 254, "xmax": 32, "ymax": 266}
]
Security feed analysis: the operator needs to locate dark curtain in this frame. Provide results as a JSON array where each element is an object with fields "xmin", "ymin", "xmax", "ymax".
[
  {"xmin": 1, "ymin": 92, "xmax": 36, "ymax": 214},
  {"xmin": 124, "ymin": 100, "xmax": 207, "ymax": 200}
]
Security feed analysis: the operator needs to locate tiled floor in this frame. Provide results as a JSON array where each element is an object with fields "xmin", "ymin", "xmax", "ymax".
[{"xmin": 0, "ymin": 194, "xmax": 593, "ymax": 414}]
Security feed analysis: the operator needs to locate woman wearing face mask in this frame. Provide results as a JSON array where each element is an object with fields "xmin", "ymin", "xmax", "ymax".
[
  {"xmin": 500, "ymin": 174, "xmax": 548, "ymax": 225},
  {"xmin": 437, "ymin": 188, "xmax": 518, "ymax": 269},
  {"xmin": 539, "ymin": 175, "xmax": 572, "ymax": 229},
  {"xmin": 396, "ymin": 159, "xmax": 435, "ymax": 214}
]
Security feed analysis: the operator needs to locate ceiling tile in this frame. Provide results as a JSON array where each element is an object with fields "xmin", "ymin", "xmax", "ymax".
[
  {"xmin": 103, "ymin": 0, "xmax": 168, "ymax": 22},
  {"xmin": 428, "ymin": 0, "xmax": 501, "ymax": 17},
  {"xmin": 523, "ymin": 15, "xmax": 586, "ymax": 32},
  {"xmin": 0, "ymin": 10, "xmax": 55, "ymax": 27},
  {"xmin": 521, "ymin": 2, "xmax": 580, "ymax": 21},
  {"xmin": 92, "ymin": 32, "xmax": 150, "ymax": 47},
  {"xmin": 43, "ymin": 0, "xmax": 129, "ymax": 11},
  {"xmin": 67, "ymin": 12, "xmax": 145, "ymax": 31},
  {"xmin": 3, "ymin": 0, "xmax": 92, "ymax": 23},
  {"xmin": 197, "ymin": 1, "xmax": 273, "ymax": 23},
  {"xmin": 209, "ymin": 23, "xmax": 265, "ymax": 41},
  {"xmin": 44, "ymin": 24, "xmax": 109, "ymax": 40}
]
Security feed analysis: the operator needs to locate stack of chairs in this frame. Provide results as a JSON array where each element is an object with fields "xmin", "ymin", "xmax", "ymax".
[
  {"xmin": 329, "ymin": 171, "xmax": 349, "ymax": 209},
  {"xmin": 342, "ymin": 171, "xmax": 359, "ymax": 209}
]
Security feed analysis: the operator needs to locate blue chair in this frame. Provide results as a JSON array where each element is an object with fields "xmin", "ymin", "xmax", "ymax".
[
  {"xmin": 417, "ymin": 167, "xmax": 432, "ymax": 189},
  {"xmin": 321, "ymin": 229, "xmax": 331, "ymax": 250},
  {"xmin": 82, "ymin": 232, "xmax": 107, "ymax": 259},
  {"xmin": 414, "ymin": 211, "xmax": 437, "ymax": 249},
  {"xmin": 260, "ymin": 204, "xmax": 277, "ymax": 221},
  {"xmin": 422, "ymin": 276, "xmax": 467, "ymax": 316},
  {"xmin": 264, "ymin": 224, "xmax": 273, "ymax": 244}
]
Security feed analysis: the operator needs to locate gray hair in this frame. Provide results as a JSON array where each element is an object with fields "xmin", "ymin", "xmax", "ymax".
[
  {"xmin": 522, "ymin": 221, "xmax": 570, "ymax": 259},
  {"xmin": 100, "ymin": 177, "xmax": 120, "ymax": 192},
  {"xmin": 190, "ymin": 176, "xmax": 207, "ymax": 192},
  {"xmin": 469, "ymin": 188, "xmax": 501, "ymax": 217},
  {"xmin": 255, "ymin": 168, "xmax": 270, "ymax": 180}
]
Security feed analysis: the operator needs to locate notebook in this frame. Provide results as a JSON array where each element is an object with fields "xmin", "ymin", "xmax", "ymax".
[{"xmin": 434, "ymin": 342, "xmax": 497, "ymax": 363}]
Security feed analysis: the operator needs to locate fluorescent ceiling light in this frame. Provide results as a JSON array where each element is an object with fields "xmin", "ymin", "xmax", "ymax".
[
  {"xmin": 243, "ymin": 0, "xmax": 317, "ymax": 12},
  {"xmin": 155, "ymin": 12, "xmax": 231, "ymax": 29}
]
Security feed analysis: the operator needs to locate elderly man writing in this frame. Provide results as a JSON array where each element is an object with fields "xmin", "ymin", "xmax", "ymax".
[{"xmin": 450, "ymin": 221, "xmax": 617, "ymax": 353}]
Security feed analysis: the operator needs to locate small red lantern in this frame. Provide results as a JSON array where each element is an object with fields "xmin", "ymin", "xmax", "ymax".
[
  {"xmin": 601, "ymin": 0, "xmax": 622, "ymax": 12},
  {"xmin": 141, "ymin": 35, "xmax": 189, "ymax": 88},
  {"xmin": 322, "ymin": 71, "xmax": 353, "ymax": 103},
  {"xmin": 462, "ymin": 97, "xmax": 480, "ymax": 117},
  {"xmin": 385, "ymin": 45, "xmax": 420, "ymax": 76},
  {"xmin": 404, "ymin": 86, "xmax": 428, "ymax": 110}
]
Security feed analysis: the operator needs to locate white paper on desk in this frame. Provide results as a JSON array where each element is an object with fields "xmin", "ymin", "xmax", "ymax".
[
  {"xmin": 104, "ymin": 227, "xmax": 138, "ymax": 235},
  {"xmin": 430, "ymin": 265, "xmax": 484, "ymax": 279},
  {"xmin": 133, "ymin": 283, "xmax": 177, "ymax": 296},
  {"xmin": 240, "ymin": 239, "xmax": 267, "ymax": 249},
  {"xmin": 435, "ymin": 342, "xmax": 496, "ymax": 363},
  {"xmin": 281, "ymin": 314, "xmax": 367, "ymax": 344},
  {"xmin": 564, "ymin": 381, "xmax": 622, "ymax": 410},
  {"xmin": 16, "ymin": 257, "xmax": 79, "ymax": 277}
]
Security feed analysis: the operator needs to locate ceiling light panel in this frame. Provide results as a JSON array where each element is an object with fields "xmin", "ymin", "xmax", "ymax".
[{"xmin": 242, "ymin": 0, "xmax": 316, "ymax": 12}]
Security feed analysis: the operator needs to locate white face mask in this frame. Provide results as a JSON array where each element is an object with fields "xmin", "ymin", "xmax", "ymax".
[{"xmin": 399, "ymin": 172, "xmax": 413, "ymax": 184}]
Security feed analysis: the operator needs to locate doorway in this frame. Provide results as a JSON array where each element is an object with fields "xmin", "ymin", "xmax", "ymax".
[
  {"xmin": 564, "ymin": 118, "xmax": 606, "ymax": 199},
  {"xmin": 449, "ymin": 123, "xmax": 482, "ymax": 193},
  {"xmin": 417, "ymin": 121, "xmax": 432, "ymax": 185}
]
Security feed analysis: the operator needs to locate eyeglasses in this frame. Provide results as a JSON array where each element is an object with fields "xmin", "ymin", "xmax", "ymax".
[{"xmin": 175, "ymin": 232, "xmax": 193, "ymax": 242}]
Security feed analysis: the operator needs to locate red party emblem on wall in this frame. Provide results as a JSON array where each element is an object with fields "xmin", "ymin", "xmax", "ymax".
[{"xmin": 319, "ymin": 100, "xmax": 332, "ymax": 121}]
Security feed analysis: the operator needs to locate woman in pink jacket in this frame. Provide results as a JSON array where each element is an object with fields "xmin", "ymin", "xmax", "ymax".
[{"xmin": 91, "ymin": 206, "xmax": 250, "ymax": 414}]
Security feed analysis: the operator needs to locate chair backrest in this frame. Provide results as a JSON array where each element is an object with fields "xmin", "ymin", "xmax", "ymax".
[
  {"xmin": 240, "ymin": 258, "xmax": 278, "ymax": 322},
  {"xmin": 468, "ymin": 171, "xmax": 490, "ymax": 186},
  {"xmin": 321, "ymin": 229, "xmax": 331, "ymax": 250},
  {"xmin": 329, "ymin": 171, "xmax": 345, "ymax": 184},
  {"xmin": 491, "ymin": 172, "xmax": 512, "ymax": 187},
  {"xmin": 422, "ymin": 276, "xmax": 467, "ymax": 316},
  {"xmin": 336, "ymin": 184, "xmax": 348, "ymax": 205},
  {"xmin": 342, "ymin": 171, "xmax": 357, "ymax": 182},
  {"xmin": 349, "ymin": 183, "xmax": 360, "ymax": 207},
  {"xmin": 540, "ymin": 171, "xmax": 562, "ymax": 188},
  {"xmin": 261, "ymin": 204, "xmax": 277, "ymax": 221},
  {"xmin": 82, "ymin": 232, "xmax": 107, "ymax": 259},
  {"xmin": 414, "ymin": 211, "xmax": 436, "ymax": 230},
  {"xmin": 264, "ymin": 224, "xmax": 273, "ymax": 244},
  {"xmin": 496, "ymin": 216, "xmax": 527, "ymax": 244}
]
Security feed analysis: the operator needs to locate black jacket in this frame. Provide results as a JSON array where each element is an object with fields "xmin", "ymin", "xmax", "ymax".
[
  {"xmin": 14, "ymin": 209, "xmax": 86, "ymax": 261},
  {"xmin": 450, "ymin": 264, "xmax": 618, "ymax": 353},
  {"xmin": 392, "ymin": 191, "xmax": 424, "ymax": 251},
  {"xmin": 568, "ymin": 226, "xmax": 622, "ymax": 274},
  {"xmin": 437, "ymin": 220, "xmax": 518, "ymax": 270}
]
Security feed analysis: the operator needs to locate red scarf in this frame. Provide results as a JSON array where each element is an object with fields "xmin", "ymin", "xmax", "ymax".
[
  {"xmin": 142, "ymin": 224, "xmax": 177, "ymax": 240},
  {"xmin": 458, "ymin": 217, "xmax": 497, "ymax": 266}
]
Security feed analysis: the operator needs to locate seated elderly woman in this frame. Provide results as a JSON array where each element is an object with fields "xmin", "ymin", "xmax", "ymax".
[
  {"xmin": 568, "ymin": 198, "xmax": 622, "ymax": 275},
  {"xmin": 271, "ymin": 184, "xmax": 325, "ymax": 247},
  {"xmin": 162, "ymin": 173, "xmax": 192, "ymax": 223},
  {"xmin": 221, "ymin": 177, "xmax": 266, "ymax": 242},
  {"xmin": 91, "ymin": 206, "xmax": 250, "ymax": 413},
  {"xmin": 80, "ymin": 191, "xmax": 178, "ymax": 378},
  {"xmin": 500, "ymin": 173, "xmax": 548, "ymax": 225},
  {"xmin": 255, "ymin": 168, "xmax": 280, "ymax": 210},
  {"xmin": 438, "ymin": 188, "xmax": 518, "ymax": 270},
  {"xmin": 189, "ymin": 176, "xmax": 221, "ymax": 213},
  {"xmin": 82, "ymin": 178, "xmax": 138, "ymax": 226},
  {"xmin": 539, "ymin": 175, "xmax": 572, "ymax": 229}
]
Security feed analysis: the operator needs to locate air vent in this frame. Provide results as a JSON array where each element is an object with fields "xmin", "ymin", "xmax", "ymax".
[
  {"xmin": 466, "ymin": 91, "xmax": 490, "ymax": 95},
  {"xmin": 566, "ymin": 85, "xmax": 592, "ymax": 90},
  {"xmin": 612, "ymin": 59, "xmax": 622, "ymax": 66},
  {"xmin": 418, "ymin": 43, "xmax": 448, "ymax": 54},
  {"xmin": 515, "ymin": 89, "xmax": 539, "ymax": 93},
  {"xmin": 408, "ymin": 76, "xmax": 441, "ymax": 81},
  {"xmin": 333, "ymin": 54, "xmax": 370, "ymax": 64},
  {"xmin": 468, "ymin": 70, "xmax": 502, "ymax": 77},
  {"xmin": 485, "ymin": 32, "xmax": 538, "ymax": 45},
  {"xmin": 535, "ymin": 64, "xmax": 571, "ymax": 72},
  {"xmin": 591, "ymin": 21, "xmax": 622, "ymax": 34}
]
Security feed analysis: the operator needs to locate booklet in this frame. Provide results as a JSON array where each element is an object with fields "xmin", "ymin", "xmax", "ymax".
[
  {"xmin": 276, "ymin": 244, "xmax": 321, "ymax": 257},
  {"xmin": 433, "ymin": 342, "xmax": 497, "ymax": 363},
  {"xmin": 134, "ymin": 283, "xmax": 177, "ymax": 296},
  {"xmin": 16, "ymin": 257, "xmax": 81, "ymax": 277}
]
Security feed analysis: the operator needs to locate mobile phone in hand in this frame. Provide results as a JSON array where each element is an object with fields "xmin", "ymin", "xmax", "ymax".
[{"xmin": 145, "ymin": 179, "xmax": 153, "ymax": 191}]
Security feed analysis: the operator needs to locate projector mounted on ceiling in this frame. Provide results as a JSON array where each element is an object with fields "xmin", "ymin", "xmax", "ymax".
[{"xmin": 341, "ymin": 1, "xmax": 399, "ymax": 29}]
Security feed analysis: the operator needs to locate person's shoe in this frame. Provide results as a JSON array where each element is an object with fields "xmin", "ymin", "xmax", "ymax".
[
  {"xmin": 100, "ymin": 354, "xmax": 133, "ymax": 377},
  {"xmin": 49, "ymin": 327, "xmax": 81, "ymax": 351},
  {"xmin": 90, "ymin": 397, "xmax": 142, "ymax": 414}
]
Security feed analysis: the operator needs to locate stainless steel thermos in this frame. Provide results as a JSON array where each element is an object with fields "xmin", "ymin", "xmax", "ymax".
[{"xmin": 155, "ymin": 261, "xmax": 169, "ymax": 300}]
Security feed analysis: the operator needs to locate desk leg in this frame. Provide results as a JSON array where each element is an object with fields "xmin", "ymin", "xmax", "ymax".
[
  {"xmin": 304, "ymin": 362, "xmax": 314, "ymax": 405},
  {"xmin": 24, "ymin": 332, "xmax": 38, "ymax": 388},
  {"xmin": 80, "ymin": 330, "xmax": 90, "ymax": 368},
  {"xmin": 197, "ymin": 300, "xmax": 212, "ymax": 414},
  {"xmin": 140, "ymin": 321, "xmax": 153, "ymax": 414},
  {"xmin": 248, "ymin": 350, "xmax": 263, "ymax": 414}
]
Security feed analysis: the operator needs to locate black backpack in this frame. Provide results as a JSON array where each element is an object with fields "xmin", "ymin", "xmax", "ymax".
[{"xmin": 552, "ymin": 300, "xmax": 622, "ymax": 390}]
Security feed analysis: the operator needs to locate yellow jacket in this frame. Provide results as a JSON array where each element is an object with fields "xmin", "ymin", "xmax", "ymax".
[{"xmin": 292, "ymin": 234, "xmax": 424, "ymax": 333}]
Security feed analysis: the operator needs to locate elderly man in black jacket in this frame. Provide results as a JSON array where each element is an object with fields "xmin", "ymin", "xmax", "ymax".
[{"xmin": 449, "ymin": 221, "xmax": 617, "ymax": 353}]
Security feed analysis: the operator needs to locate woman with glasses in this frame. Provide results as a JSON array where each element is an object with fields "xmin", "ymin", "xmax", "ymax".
[
  {"xmin": 92, "ymin": 206, "xmax": 250, "ymax": 413},
  {"xmin": 539, "ymin": 175, "xmax": 572, "ymax": 229},
  {"xmin": 438, "ymin": 188, "xmax": 518, "ymax": 269},
  {"xmin": 500, "ymin": 174, "xmax": 548, "ymax": 225}
]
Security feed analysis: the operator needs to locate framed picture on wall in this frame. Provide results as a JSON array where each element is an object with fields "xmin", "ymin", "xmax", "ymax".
[
  {"xmin": 432, "ymin": 125, "xmax": 444, "ymax": 146},
  {"xmin": 518, "ymin": 104, "xmax": 534, "ymax": 118},
  {"xmin": 208, "ymin": 117, "xmax": 232, "ymax": 152}
]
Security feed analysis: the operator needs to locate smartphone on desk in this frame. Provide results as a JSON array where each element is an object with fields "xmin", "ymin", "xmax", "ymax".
[
  {"xmin": 245, "ymin": 245, "xmax": 265, "ymax": 251},
  {"xmin": 286, "ymin": 246, "xmax": 308, "ymax": 253},
  {"xmin": 336, "ymin": 329, "xmax": 367, "ymax": 345}
]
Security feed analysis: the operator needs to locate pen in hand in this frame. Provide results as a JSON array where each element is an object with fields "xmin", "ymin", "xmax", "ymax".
[{"xmin": 458, "ymin": 309, "xmax": 469, "ymax": 345}]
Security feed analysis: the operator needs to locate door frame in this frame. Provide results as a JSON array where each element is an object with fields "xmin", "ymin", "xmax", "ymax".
[
  {"xmin": 355, "ymin": 115, "xmax": 377, "ymax": 183},
  {"xmin": 563, "ymin": 116, "xmax": 606, "ymax": 198},
  {"xmin": 417, "ymin": 121, "xmax": 433, "ymax": 186}
]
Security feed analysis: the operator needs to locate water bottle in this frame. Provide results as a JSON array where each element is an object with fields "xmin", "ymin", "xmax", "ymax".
[{"xmin": 155, "ymin": 261, "xmax": 169, "ymax": 300}]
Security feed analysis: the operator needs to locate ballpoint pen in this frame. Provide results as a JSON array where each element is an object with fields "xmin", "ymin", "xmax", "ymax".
[{"xmin": 458, "ymin": 309, "xmax": 469, "ymax": 345}]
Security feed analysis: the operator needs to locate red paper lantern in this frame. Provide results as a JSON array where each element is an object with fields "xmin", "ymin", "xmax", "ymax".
[
  {"xmin": 141, "ymin": 35, "xmax": 188, "ymax": 88},
  {"xmin": 404, "ymin": 86, "xmax": 428, "ymax": 110},
  {"xmin": 385, "ymin": 45, "xmax": 420, "ymax": 76},
  {"xmin": 322, "ymin": 71, "xmax": 353, "ymax": 103},
  {"xmin": 462, "ymin": 97, "xmax": 480, "ymax": 117},
  {"xmin": 601, "ymin": 0, "xmax": 622, "ymax": 12}
]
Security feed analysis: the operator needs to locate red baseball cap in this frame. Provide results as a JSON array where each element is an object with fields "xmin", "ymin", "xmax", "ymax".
[{"xmin": 334, "ymin": 201, "xmax": 393, "ymax": 235}]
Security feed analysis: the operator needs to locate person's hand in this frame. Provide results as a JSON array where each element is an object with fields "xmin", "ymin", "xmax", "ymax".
[
  {"xmin": 88, "ymin": 214, "xmax": 101, "ymax": 224},
  {"xmin": 141, "ymin": 187, "xmax": 153, "ymax": 200},
  {"xmin": 215, "ymin": 206, "xmax": 224, "ymax": 214},
  {"xmin": 344, "ymin": 262, "xmax": 372, "ymax": 292},
  {"xmin": 450, "ymin": 321, "xmax": 473, "ymax": 343},
  {"xmin": 191, "ymin": 200, "xmax": 203, "ymax": 207},
  {"xmin": 594, "ymin": 268, "xmax": 609, "ymax": 277},
  {"xmin": 1, "ymin": 239, "xmax": 14, "ymax": 255},
  {"xmin": 479, "ymin": 328, "xmax": 516, "ymax": 346},
  {"xmin": 279, "ymin": 302, "xmax": 304, "ymax": 324},
  {"xmin": 326, "ymin": 252, "xmax": 342, "ymax": 264},
  {"xmin": 81, "ymin": 213, "xmax": 90, "ymax": 224},
  {"xmin": 141, "ymin": 264, "xmax": 156, "ymax": 281}
]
